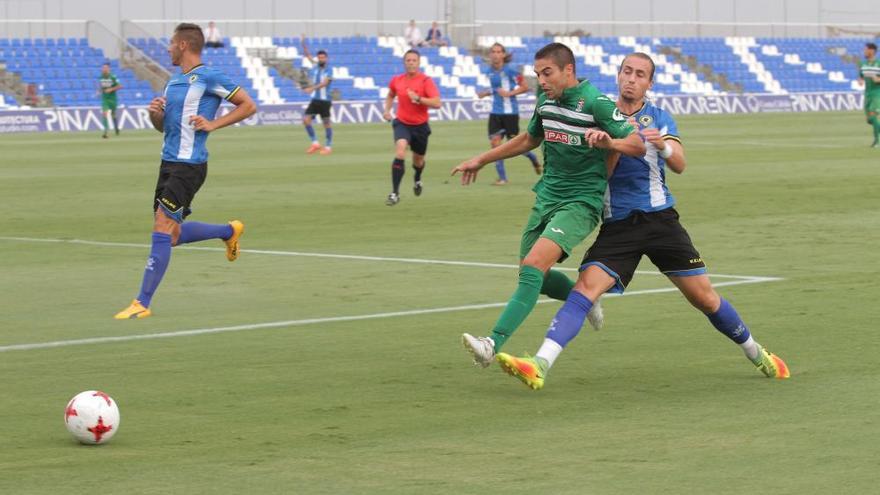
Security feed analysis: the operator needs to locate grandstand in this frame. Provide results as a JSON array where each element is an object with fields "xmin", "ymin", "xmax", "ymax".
[{"xmin": 0, "ymin": 32, "xmax": 875, "ymax": 108}]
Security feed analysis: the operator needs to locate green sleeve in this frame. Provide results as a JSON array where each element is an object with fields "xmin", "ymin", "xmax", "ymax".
[
  {"xmin": 527, "ymin": 96, "xmax": 544, "ymax": 138},
  {"xmin": 593, "ymin": 95, "xmax": 634, "ymax": 139}
]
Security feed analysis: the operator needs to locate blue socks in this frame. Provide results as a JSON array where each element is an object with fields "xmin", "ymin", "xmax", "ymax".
[
  {"xmin": 325, "ymin": 127, "xmax": 333, "ymax": 147},
  {"xmin": 177, "ymin": 222, "xmax": 233, "ymax": 245},
  {"xmin": 136, "ymin": 232, "xmax": 172, "ymax": 308},
  {"xmin": 305, "ymin": 124, "xmax": 317, "ymax": 142},
  {"xmin": 546, "ymin": 291, "xmax": 594, "ymax": 348},
  {"xmin": 706, "ymin": 298, "xmax": 751, "ymax": 344},
  {"xmin": 523, "ymin": 151, "xmax": 539, "ymax": 166},
  {"xmin": 495, "ymin": 160, "xmax": 507, "ymax": 181}
]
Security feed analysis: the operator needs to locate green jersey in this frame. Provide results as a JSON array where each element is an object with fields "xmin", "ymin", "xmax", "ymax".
[
  {"xmin": 859, "ymin": 59, "xmax": 880, "ymax": 97},
  {"xmin": 99, "ymin": 73, "xmax": 120, "ymax": 106},
  {"xmin": 527, "ymin": 80, "xmax": 634, "ymax": 212}
]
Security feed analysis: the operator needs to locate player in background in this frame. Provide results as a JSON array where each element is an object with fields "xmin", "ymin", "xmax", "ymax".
[
  {"xmin": 454, "ymin": 43, "xmax": 644, "ymax": 367},
  {"xmin": 857, "ymin": 42, "xmax": 880, "ymax": 148},
  {"xmin": 114, "ymin": 23, "xmax": 257, "ymax": 319},
  {"xmin": 496, "ymin": 53, "xmax": 790, "ymax": 390},
  {"xmin": 477, "ymin": 43, "xmax": 542, "ymax": 185},
  {"xmin": 300, "ymin": 39, "xmax": 334, "ymax": 155},
  {"xmin": 382, "ymin": 49, "xmax": 441, "ymax": 206},
  {"xmin": 98, "ymin": 62, "xmax": 122, "ymax": 139}
]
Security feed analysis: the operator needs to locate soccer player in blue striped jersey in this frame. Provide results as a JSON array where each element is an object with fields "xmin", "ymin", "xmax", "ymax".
[
  {"xmin": 477, "ymin": 43, "xmax": 541, "ymax": 185},
  {"xmin": 496, "ymin": 53, "xmax": 789, "ymax": 389},
  {"xmin": 300, "ymin": 40, "xmax": 334, "ymax": 155},
  {"xmin": 114, "ymin": 23, "xmax": 257, "ymax": 319}
]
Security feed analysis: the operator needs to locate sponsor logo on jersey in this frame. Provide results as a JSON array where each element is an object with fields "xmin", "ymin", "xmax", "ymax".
[{"xmin": 544, "ymin": 130, "xmax": 582, "ymax": 146}]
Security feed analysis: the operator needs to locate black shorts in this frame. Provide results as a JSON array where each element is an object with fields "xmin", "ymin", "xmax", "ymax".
[
  {"xmin": 305, "ymin": 99, "xmax": 332, "ymax": 119},
  {"xmin": 488, "ymin": 113, "xmax": 520, "ymax": 139},
  {"xmin": 581, "ymin": 208, "xmax": 706, "ymax": 293},
  {"xmin": 153, "ymin": 161, "xmax": 207, "ymax": 223},
  {"xmin": 392, "ymin": 119, "xmax": 431, "ymax": 155}
]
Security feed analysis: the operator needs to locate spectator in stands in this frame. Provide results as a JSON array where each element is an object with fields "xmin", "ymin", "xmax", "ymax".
[
  {"xmin": 300, "ymin": 39, "xmax": 334, "ymax": 155},
  {"xmin": 426, "ymin": 21, "xmax": 447, "ymax": 47},
  {"xmin": 204, "ymin": 21, "xmax": 224, "ymax": 48},
  {"xmin": 404, "ymin": 20, "xmax": 423, "ymax": 48},
  {"xmin": 98, "ymin": 62, "xmax": 122, "ymax": 138}
]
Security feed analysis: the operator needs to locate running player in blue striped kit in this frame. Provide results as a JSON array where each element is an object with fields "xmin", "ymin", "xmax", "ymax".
[
  {"xmin": 114, "ymin": 23, "xmax": 257, "ymax": 319},
  {"xmin": 301, "ymin": 40, "xmax": 334, "ymax": 155},
  {"xmin": 477, "ymin": 43, "xmax": 542, "ymax": 185},
  {"xmin": 497, "ymin": 53, "xmax": 789, "ymax": 389}
]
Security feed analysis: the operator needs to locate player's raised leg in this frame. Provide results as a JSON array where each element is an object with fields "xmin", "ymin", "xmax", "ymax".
[
  {"xmin": 462, "ymin": 237, "xmax": 560, "ymax": 367},
  {"xmin": 669, "ymin": 274, "xmax": 789, "ymax": 378},
  {"xmin": 499, "ymin": 265, "xmax": 614, "ymax": 389}
]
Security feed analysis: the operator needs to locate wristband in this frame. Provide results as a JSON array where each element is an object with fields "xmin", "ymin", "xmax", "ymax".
[{"xmin": 659, "ymin": 145, "xmax": 673, "ymax": 159}]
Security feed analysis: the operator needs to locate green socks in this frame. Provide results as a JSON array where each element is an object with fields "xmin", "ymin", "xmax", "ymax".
[
  {"xmin": 541, "ymin": 269, "xmax": 575, "ymax": 301},
  {"xmin": 490, "ymin": 265, "xmax": 544, "ymax": 352}
]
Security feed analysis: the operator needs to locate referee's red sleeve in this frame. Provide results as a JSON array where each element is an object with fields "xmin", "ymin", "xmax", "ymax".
[{"xmin": 425, "ymin": 77, "xmax": 439, "ymax": 98}]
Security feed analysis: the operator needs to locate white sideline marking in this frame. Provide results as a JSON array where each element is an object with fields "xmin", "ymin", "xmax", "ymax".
[
  {"xmin": 0, "ymin": 235, "xmax": 782, "ymax": 353},
  {"xmin": 0, "ymin": 236, "xmax": 779, "ymax": 280},
  {"xmin": 0, "ymin": 276, "xmax": 774, "ymax": 353}
]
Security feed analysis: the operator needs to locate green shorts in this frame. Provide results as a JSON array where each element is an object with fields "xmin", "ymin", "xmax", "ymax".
[
  {"xmin": 519, "ymin": 201, "xmax": 602, "ymax": 262},
  {"xmin": 865, "ymin": 94, "xmax": 880, "ymax": 115},
  {"xmin": 102, "ymin": 100, "xmax": 118, "ymax": 112}
]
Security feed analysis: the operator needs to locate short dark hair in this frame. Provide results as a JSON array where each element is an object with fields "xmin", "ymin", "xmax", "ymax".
[
  {"xmin": 534, "ymin": 42, "xmax": 575, "ymax": 75},
  {"xmin": 174, "ymin": 23, "xmax": 205, "ymax": 53},
  {"xmin": 404, "ymin": 49, "xmax": 420, "ymax": 58},
  {"xmin": 867, "ymin": 42, "xmax": 878, "ymax": 51},
  {"xmin": 317, "ymin": 49, "xmax": 328, "ymax": 56},
  {"xmin": 619, "ymin": 52, "xmax": 656, "ymax": 81}
]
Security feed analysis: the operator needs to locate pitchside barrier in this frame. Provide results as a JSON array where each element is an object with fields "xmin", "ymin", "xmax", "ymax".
[{"xmin": 0, "ymin": 92, "xmax": 865, "ymax": 134}]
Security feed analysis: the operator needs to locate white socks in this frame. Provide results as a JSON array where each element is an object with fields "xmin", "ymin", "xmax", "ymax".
[{"xmin": 535, "ymin": 338, "xmax": 564, "ymax": 369}]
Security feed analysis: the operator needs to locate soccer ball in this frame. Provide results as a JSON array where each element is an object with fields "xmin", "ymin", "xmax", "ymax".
[{"xmin": 64, "ymin": 390, "xmax": 120, "ymax": 445}]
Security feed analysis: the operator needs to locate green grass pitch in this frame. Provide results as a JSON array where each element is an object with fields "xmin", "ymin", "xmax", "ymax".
[{"xmin": 1, "ymin": 111, "xmax": 878, "ymax": 494}]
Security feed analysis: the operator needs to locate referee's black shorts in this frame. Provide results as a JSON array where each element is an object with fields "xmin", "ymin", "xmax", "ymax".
[
  {"xmin": 488, "ymin": 113, "xmax": 520, "ymax": 139},
  {"xmin": 581, "ymin": 208, "xmax": 706, "ymax": 293},
  {"xmin": 153, "ymin": 160, "xmax": 207, "ymax": 223},
  {"xmin": 392, "ymin": 119, "xmax": 432, "ymax": 155}
]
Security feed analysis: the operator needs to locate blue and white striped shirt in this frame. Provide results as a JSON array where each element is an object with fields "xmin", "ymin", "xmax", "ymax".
[
  {"xmin": 603, "ymin": 102, "xmax": 680, "ymax": 222},
  {"xmin": 161, "ymin": 64, "xmax": 240, "ymax": 164},
  {"xmin": 486, "ymin": 65, "xmax": 521, "ymax": 115},
  {"xmin": 308, "ymin": 64, "xmax": 332, "ymax": 101}
]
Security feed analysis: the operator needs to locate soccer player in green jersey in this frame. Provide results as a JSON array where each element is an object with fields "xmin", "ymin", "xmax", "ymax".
[
  {"xmin": 453, "ymin": 42, "xmax": 645, "ymax": 368},
  {"xmin": 858, "ymin": 42, "xmax": 880, "ymax": 147},
  {"xmin": 98, "ymin": 63, "xmax": 122, "ymax": 139}
]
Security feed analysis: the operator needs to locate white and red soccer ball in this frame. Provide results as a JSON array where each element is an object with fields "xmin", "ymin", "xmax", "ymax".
[{"xmin": 64, "ymin": 390, "xmax": 120, "ymax": 444}]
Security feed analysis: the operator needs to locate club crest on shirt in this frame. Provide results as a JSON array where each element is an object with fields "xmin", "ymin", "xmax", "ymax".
[
  {"xmin": 575, "ymin": 98, "xmax": 584, "ymax": 112},
  {"xmin": 189, "ymin": 74, "xmax": 198, "ymax": 84},
  {"xmin": 638, "ymin": 115, "xmax": 654, "ymax": 127}
]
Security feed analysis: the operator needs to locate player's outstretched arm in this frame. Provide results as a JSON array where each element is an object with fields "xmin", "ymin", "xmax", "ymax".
[
  {"xmin": 190, "ymin": 89, "xmax": 257, "ymax": 132},
  {"xmin": 585, "ymin": 129, "xmax": 645, "ymax": 157},
  {"xmin": 451, "ymin": 132, "xmax": 541, "ymax": 184}
]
